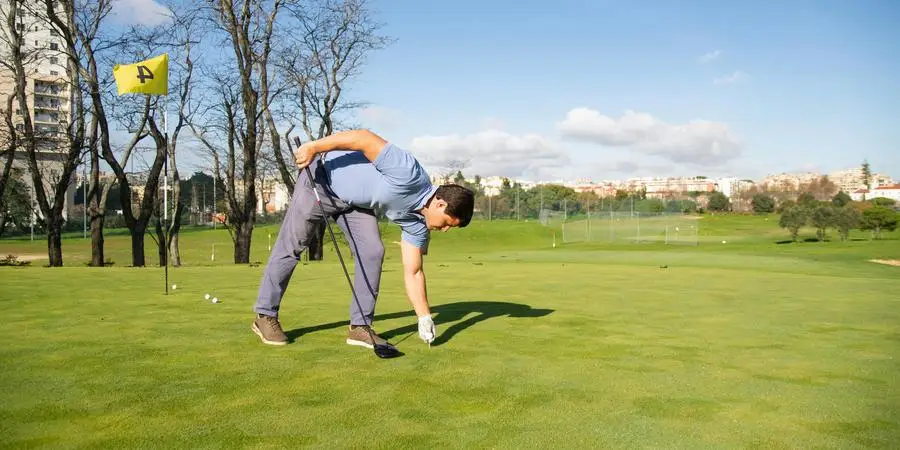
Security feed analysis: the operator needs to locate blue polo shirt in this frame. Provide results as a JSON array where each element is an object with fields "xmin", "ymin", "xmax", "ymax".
[{"xmin": 322, "ymin": 143, "xmax": 437, "ymax": 251}]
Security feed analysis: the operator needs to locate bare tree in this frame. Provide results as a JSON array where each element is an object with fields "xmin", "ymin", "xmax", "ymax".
[
  {"xmin": 2, "ymin": 0, "xmax": 88, "ymax": 266},
  {"xmin": 188, "ymin": 0, "xmax": 283, "ymax": 264},
  {"xmin": 104, "ymin": 92, "xmax": 167, "ymax": 266},
  {"xmin": 269, "ymin": 0, "xmax": 392, "ymax": 259},
  {"xmin": 0, "ymin": 97, "xmax": 18, "ymax": 234},
  {"xmin": 0, "ymin": 1, "xmax": 41, "ymax": 216},
  {"xmin": 147, "ymin": 4, "xmax": 202, "ymax": 268},
  {"xmin": 67, "ymin": 0, "xmax": 124, "ymax": 267},
  {"xmin": 55, "ymin": 0, "xmax": 168, "ymax": 268}
]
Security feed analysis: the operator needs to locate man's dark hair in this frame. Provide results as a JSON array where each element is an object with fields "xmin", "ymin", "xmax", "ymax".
[{"xmin": 433, "ymin": 184, "xmax": 475, "ymax": 227}]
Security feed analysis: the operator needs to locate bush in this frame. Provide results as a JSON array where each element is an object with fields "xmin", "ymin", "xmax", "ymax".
[
  {"xmin": 776, "ymin": 199, "xmax": 796, "ymax": 214},
  {"xmin": 832, "ymin": 191, "xmax": 852, "ymax": 207},
  {"xmin": 810, "ymin": 204, "xmax": 836, "ymax": 241},
  {"xmin": 861, "ymin": 206, "xmax": 900, "ymax": 239},
  {"xmin": 833, "ymin": 206, "xmax": 861, "ymax": 241},
  {"xmin": 751, "ymin": 193, "xmax": 775, "ymax": 214},
  {"xmin": 708, "ymin": 192, "xmax": 730, "ymax": 212},
  {"xmin": 779, "ymin": 206, "xmax": 808, "ymax": 242}
]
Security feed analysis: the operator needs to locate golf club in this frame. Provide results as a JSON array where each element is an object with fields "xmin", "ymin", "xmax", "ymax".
[{"xmin": 293, "ymin": 136, "xmax": 402, "ymax": 359}]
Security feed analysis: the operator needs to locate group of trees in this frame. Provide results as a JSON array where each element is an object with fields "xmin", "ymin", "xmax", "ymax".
[
  {"xmin": 736, "ymin": 175, "xmax": 840, "ymax": 213},
  {"xmin": 778, "ymin": 193, "xmax": 898, "ymax": 242},
  {"xmin": 444, "ymin": 171, "xmax": 703, "ymax": 220},
  {"xmin": 0, "ymin": 0, "xmax": 388, "ymax": 266}
]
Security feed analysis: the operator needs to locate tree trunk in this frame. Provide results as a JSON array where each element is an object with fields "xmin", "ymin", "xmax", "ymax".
[
  {"xmin": 168, "ymin": 202, "xmax": 184, "ymax": 267},
  {"xmin": 0, "ymin": 211, "xmax": 8, "ymax": 238},
  {"xmin": 47, "ymin": 219, "xmax": 63, "ymax": 267},
  {"xmin": 131, "ymin": 226, "xmax": 146, "ymax": 267},
  {"xmin": 90, "ymin": 213, "xmax": 104, "ymax": 266},
  {"xmin": 234, "ymin": 222, "xmax": 253, "ymax": 263},
  {"xmin": 170, "ymin": 234, "xmax": 181, "ymax": 267}
]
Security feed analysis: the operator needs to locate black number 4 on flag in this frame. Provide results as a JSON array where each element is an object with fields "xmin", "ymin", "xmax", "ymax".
[{"xmin": 136, "ymin": 65, "xmax": 154, "ymax": 84}]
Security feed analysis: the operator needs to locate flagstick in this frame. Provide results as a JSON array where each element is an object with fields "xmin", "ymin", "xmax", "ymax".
[{"xmin": 163, "ymin": 96, "xmax": 169, "ymax": 296}]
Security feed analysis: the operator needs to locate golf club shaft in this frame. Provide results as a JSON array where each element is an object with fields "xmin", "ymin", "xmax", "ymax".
[{"xmin": 295, "ymin": 137, "xmax": 379, "ymax": 343}]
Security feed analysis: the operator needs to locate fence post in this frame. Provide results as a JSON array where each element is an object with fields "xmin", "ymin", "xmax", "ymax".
[
  {"xmin": 609, "ymin": 211, "xmax": 613, "ymax": 242},
  {"xmin": 587, "ymin": 200, "xmax": 591, "ymax": 241},
  {"xmin": 636, "ymin": 212, "xmax": 641, "ymax": 243}
]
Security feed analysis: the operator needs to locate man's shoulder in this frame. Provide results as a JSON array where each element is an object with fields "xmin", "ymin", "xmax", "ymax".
[{"xmin": 373, "ymin": 143, "xmax": 431, "ymax": 184}]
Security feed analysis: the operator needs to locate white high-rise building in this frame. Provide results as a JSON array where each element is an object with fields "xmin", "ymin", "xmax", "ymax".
[{"xmin": 1, "ymin": 3, "xmax": 76, "ymax": 219}]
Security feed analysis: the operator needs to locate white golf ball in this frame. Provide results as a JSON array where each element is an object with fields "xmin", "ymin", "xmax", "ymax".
[
  {"xmin": 722, "ymin": 240, "xmax": 727, "ymax": 244},
  {"xmin": 171, "ymin": 284, "xmax": 177, "ymax": 290},
  {"xmin": 212, "ymin": 297, "xmax": 219, "ymax": 303},
  {"xmin": 204, "ymin": 293, "xmax": 210, "ymax": 300}
]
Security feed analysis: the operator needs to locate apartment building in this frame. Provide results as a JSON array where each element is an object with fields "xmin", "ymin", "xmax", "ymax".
[
  {"xmin": 829, "ymin": 167, "xmax": 893, "ymax": 193},
  {"xmin": 1, "ymin": 4, "xmax": 76, "ymax": 220}
]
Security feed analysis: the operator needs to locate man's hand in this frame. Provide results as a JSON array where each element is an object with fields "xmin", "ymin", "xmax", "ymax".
[
  {"xmin": 293, "ymin": 142, "xmax": 318, "ymax": 170},
  {"xmin": 418, "ymin": 315, "xmax": 435, "ymax": 344}
]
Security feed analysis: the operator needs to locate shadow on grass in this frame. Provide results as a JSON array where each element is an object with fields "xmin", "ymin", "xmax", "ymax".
[
  {"xmin": 775, "ymin": 238, "xmax": 831, "ymax": 244},
  {"xmin": 285, "ymin": 301, "xmax": 554, "ymax": 346}
]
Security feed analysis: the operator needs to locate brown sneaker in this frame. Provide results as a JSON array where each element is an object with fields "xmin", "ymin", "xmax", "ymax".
[
  {"xmin": 252, "ymin": 314, "xmax": 288, "ymax": 346},
  {"xmin": 346, "ymin": 325, "xmax": 391, "ymax": 349}
]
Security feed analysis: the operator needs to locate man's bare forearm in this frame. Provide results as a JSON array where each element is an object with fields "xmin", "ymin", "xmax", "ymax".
[
  {"xmin": 307, "ymin": 130, "xmax": 386, "ymax": 162},
  {"xmin": 404, "ymin": 269, "xmax": 431, "ymax": 318}
]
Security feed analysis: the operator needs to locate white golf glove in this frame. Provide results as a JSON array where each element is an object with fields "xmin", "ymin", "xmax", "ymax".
[{"xmin": 418, "ymin": 315, "xmax": 436, "ymax": 344}]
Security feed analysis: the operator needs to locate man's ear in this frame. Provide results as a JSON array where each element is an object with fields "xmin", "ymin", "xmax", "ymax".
[{"xmin": 434, "ymin": 198, "xmax": 448, "ymax": 210}]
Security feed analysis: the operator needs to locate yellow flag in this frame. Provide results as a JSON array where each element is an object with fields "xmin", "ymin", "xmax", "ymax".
[{"xmin": 113, "ymin": 53, "xmax": 168, "ymax": 95}]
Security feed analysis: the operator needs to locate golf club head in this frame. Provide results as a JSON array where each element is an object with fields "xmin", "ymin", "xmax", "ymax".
[{"xmin": 374, "ymin": 343, "xmax": 403, "ymax": 359}]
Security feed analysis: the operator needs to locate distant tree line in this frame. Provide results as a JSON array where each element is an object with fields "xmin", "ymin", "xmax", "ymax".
[{"xmin": 776, "ymin": 192, "xmax": 898, "ymax": 242}]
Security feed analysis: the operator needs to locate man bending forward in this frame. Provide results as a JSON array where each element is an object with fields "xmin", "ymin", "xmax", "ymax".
[{"xmin": 251, "ymin": 129, "xmax": 475, "ymax": 349}]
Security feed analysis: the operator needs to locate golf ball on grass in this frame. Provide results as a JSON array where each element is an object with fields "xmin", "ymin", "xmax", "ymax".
[
  {"xmin": 212, "ymin": 297, "xmax": 219, "ymax": 304},
  {"xmin": 171, "ymin": 284, "xmax": 177, "ymax": 290},
  {"xmin": 722, "ymin": 240, "xmax": 727, "ymax": 244},
  {"xmin": 204, "ymin": 293, "xmax": 210, "ymax": 300}
]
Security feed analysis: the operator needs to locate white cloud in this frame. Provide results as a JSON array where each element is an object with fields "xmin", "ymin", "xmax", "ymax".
[
  {"xmin": 409, "ymin": 130, "xmax": 569, "ymax": 179},
  {"xmin": 110, "ymin": 0, "xmax": 171, "ymax": 26},
  {"xmin": 357, "ymin": 106, "xmax": 402, "ymax": 130},
  {"xmin": 714, "ymin": 70, "xmax": 746, "ymax": 85},
  {"xmin": 699, "ymin": 50, "xmax": 721, "ymax": 64},
  {"xmin": 556, "ymin": 107, "xmax": 742, "ymax": 166}
]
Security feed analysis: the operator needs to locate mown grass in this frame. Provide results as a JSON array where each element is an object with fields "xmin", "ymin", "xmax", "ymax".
[{"xmin": 1, "ymin": 215, "xmax": 898, "ymax": 447}]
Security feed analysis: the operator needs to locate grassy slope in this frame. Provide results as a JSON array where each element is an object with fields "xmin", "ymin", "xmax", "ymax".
[{"xmin": 1, "ymin": 216, "xmax": 898, "ymax": 448}]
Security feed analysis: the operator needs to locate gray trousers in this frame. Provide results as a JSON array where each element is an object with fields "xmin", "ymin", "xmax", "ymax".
[{"xmin": 254, "ymin": 163, "xmax": 385, "ymax": 326}]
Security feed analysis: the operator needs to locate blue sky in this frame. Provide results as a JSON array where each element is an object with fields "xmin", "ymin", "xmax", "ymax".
[
  {"xmin": 348, "ymin": 0, "xmax": 899, "ymax": 181},
  {"xmin": 113, "ymin": 0, "xmax": 900, "ymax": 182}
]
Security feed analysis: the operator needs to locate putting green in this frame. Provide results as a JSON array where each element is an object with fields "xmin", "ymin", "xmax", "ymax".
[{"xmin": 1, "ymin": 217, "xmax": 898, "ymax": 447}]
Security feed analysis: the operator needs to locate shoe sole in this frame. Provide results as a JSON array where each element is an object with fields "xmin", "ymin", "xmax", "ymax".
[
  {"xmin": 252, "ymin": 322, "xmax": 288, "ymax": 346},
  {"xmin": 346, "ymin": 338, "xmax": 374, "ymax": 349}
]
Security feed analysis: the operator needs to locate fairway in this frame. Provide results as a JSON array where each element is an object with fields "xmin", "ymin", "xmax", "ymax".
[{"xmin": 2, "ymin": 217, "xmax": 899, "ymax": 448}]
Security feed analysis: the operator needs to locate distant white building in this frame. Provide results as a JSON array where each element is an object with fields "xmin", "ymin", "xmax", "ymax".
[
  {"xmin": 714, "ymin": 177, "xmax": 755, "ymax": 199},
  {"xmin": 829, "ymin": 167, "xmax": 893, "ymax": 193},
  {"xmin": 870, "ymin": 184, "xmax": 900, "ymax": 203},
  {"xmin": 257, "ymin": 177, "xmax": 291, "ymax": 214},
  {"xmin": 760, "ymin": 172, "xmax": 821, "ymax": 190}
]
